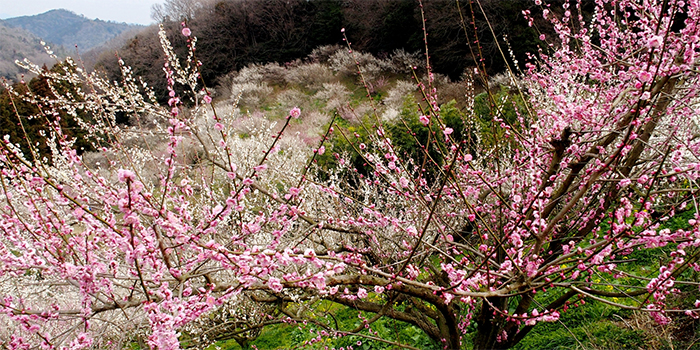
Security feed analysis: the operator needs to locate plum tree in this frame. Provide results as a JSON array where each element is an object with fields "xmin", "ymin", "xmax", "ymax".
[{"xmin": 2, "ymin": 0, "xmax": 700, "ymax": 349}]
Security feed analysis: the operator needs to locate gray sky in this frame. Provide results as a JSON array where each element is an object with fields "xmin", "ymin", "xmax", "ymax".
[{"xmin": 0, "ymin": 0, "xmax": 162, "ymax": 25}]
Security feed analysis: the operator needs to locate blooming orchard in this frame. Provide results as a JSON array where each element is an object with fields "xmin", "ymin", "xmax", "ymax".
[{"xmin": 2, "ymin": 0, "xmax": 700, "ymax": 349}]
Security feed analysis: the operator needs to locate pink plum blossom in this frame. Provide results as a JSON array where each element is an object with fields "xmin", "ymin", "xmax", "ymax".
[
  {"xmin": 289, "ymin": 107, "xmax": 301, "ymax": 119},
  {"xmin": 268, "ymin": 277, "xmax": 283, "ymax": 293},
  {"xmin": 419, "ymin": 115, "xmax": 430, "ymax": 126}
]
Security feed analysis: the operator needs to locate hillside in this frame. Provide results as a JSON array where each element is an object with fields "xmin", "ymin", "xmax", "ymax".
[
  {"xmin": 3, "ymin": 9, "xmax": 142, "ymax": 51},
  {"xmin": 0, "ymin": 20, "xmax": 67, "ymax": 80}
]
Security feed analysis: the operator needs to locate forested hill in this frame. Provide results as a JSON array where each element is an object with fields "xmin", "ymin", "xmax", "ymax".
[
  {"xmin": 95, "ymin": 0, "xmax": 546, "ymax": 102},
  {"xmin": 0, "ymin": 20, "xmax": 67, "ymax": 80},
  {"xmin": 3, "ymin": 9, "xmax": 142, "ymax": 51}
]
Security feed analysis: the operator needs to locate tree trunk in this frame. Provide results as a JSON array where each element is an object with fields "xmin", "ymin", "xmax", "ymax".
[
  {"xmin": 472, "ymin": 297, "xmax": 507, "ymax": 350},
  {"xmin": 435, "ymin": 303, "xmax": 462, "ymax": 349}
]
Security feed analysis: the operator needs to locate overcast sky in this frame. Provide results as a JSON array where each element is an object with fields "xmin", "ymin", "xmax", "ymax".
[{"xmin": 0, "ymin": 0, "xmax": 162, "ymax": 25}]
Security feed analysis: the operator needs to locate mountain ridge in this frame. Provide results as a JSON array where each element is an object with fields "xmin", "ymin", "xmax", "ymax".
[
  {"xmin": 0, "ymin": 20, "xmax": 68, "ymax": 80},
  {"xmin": 0, "ymin": 9, "xmax": 146, "ymax": 80},
  {"xmin": 3, "ymin": 9, "xmax": 142, "ymax": 51}
]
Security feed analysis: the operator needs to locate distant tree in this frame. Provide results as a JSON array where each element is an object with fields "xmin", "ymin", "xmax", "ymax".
[
  {"xmin": 0, "ymin": 64, "xmax": 95, "ymax": 159},
  {"xmin": 151, "ymin": 0, "xmax": 216, "ymax": 22}
]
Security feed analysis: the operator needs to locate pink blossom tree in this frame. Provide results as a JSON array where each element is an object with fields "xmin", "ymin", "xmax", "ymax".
[{"xmin": 2, "ymin": 0, "xmax": 700, "ymax": 349}]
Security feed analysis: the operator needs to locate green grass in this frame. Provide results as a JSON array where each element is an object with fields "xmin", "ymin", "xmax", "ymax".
[{"xmin": 213, "ymin": 301, "xmax": 439, "ymax": 350}]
